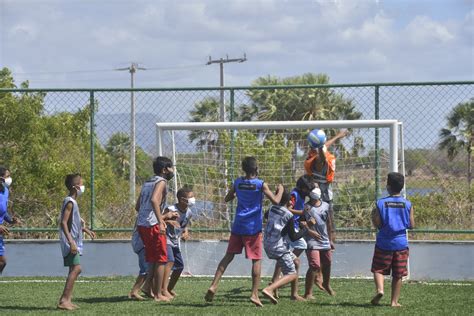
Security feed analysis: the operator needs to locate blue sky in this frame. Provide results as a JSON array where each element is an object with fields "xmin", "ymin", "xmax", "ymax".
[{"xmin": 1, "ymin": 0, "xmax": 473, "ymax": 88}]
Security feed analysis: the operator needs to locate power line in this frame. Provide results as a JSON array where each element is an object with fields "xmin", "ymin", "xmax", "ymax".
[{"xmin": 12, "ymin": 63, "xmax": 206, "ymax": 77}]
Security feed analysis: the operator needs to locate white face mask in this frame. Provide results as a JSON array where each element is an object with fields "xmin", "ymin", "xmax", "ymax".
[
  {"xmin": 76, "ymin": 185, "xmax": 85, "ymax": 196},
  {"xmin": 310, "ymin": 187, "xmax": 321, "ymax": 200},
  {"xmin": 186, "ymin": 197, "xmax": 196, "ymax": 207},
  {"xmin": 3, "ymin": 177, "xmax": 12, "ymax": 187}
]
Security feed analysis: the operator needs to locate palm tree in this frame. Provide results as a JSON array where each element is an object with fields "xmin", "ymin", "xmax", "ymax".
[
  {"xmin": 106, "ymin": 132, "xmax": 131, "ymax": 178},
  {"xmin": 245, "ymin": 73, "xmax": 363, "ymax": 177},
  {"xmin": 439, "ymin": 99, "xmax": 474, "ymax": 188},
  {"xmin": 188, "ymin": 98, "xmax": 220, "ymax": 154}
]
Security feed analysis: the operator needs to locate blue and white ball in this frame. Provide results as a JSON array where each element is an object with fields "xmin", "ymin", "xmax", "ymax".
[{"xmin": 307, "ymin": 129, "xmax": 327, "ymax": 148}]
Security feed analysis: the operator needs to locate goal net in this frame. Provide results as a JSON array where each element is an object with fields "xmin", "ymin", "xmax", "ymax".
[{"xmin": 156, "ymin": 120, "xmax": 402, "ymax": 275}]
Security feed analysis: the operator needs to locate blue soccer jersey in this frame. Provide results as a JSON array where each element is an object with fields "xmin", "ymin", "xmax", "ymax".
[
  {"xmin": 0, "ymin": 187, "xmax": 12, "ymax": 225},
  {"xmin": 375, "ymin": 196, "xmax": 412, "ymax": 251},
  {"xmin": 231, "ymin": 177, "xmax": 264, "ymax": 235},
  {"xmin": 290, "ymin": 188, "xmax": 305, "ymax": 229}
]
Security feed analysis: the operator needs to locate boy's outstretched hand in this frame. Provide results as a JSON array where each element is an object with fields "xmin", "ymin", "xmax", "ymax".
[{"xmin": 0, "ymin": 225, "xmax": 9, "ymax": 235}]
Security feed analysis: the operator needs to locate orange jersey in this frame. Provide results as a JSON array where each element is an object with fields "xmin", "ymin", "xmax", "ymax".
[{"xmin": 304, "ymin": 149, "xmax": 336, "ymax": 183}]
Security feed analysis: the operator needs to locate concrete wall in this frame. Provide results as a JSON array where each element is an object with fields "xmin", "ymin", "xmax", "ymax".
[{"xmin": 2, "ymin": 240, "xmax": 473, "ymax": 280}]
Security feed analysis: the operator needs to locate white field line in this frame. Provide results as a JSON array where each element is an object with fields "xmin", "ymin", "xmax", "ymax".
[{"xmin": 0, "ymin": 278, "xmax": 471, "ymax": 286}]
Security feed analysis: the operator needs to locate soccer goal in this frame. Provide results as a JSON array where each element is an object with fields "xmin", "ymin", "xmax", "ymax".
[{"xmin": 155, "ymin": 120, "xmax": 403, "ymax": 239}]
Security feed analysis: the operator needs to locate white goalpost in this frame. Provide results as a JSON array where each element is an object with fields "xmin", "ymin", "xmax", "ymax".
[{"xmin": 155, "ymin": 119, "xmax": 404, "ymax": 277}]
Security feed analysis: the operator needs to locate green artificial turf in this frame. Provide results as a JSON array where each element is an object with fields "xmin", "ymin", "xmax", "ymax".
[{"xmin": 0, "ymin": 277, "xmax": 472, "ymax": 315}]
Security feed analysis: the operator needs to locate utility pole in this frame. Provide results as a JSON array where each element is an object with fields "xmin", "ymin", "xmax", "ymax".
[
  {"xmin": 116, "ymin": 62, "xmax": 146, "ymax": 205},
  {"xmin": 206, "ymin": 54, "xmax": 247, "ymax": 121}
]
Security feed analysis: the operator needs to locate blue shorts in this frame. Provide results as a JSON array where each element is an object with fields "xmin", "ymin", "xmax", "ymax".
[
  {"xmin": 0, "ymin": 236, "xmax": 4, "ymax": 256},
  {"xmin": 137, "ymin": 248, "xmax": 149, "ymax": 276},
  {"xmin": 166, "ymin": 245, "xmax": 184, "ymax": 271}
]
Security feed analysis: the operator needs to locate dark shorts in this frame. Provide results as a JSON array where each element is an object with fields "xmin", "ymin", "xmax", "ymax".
[
  {"xmin": 138, "ymin": 225, "xmax": 167, "ymax": 264},
  {"xmin": 371, "ymin": 247, "xmax": 409, "ymax": 278},
  {"xmin": 64, "ymin": 252, "xmax": 80, "ymax": 267},
  {"xmin": 227, "ymin": 232, "xmax": 263, "ymax": 260},
  {"xmin": 166, "ymin": 245, "xmax": 184, "ymax": 271}
]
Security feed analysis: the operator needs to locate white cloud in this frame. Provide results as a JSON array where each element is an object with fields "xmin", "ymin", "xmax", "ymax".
[{"xmin": 405, "ymin": 16, "xmax": 455, "ymax": 46}]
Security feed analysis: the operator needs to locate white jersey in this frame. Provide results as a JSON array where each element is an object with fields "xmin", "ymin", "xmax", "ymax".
[
  {"xmin": 264, "ymin": 205, "xmax": 293, "ymax": 259},
  {"xmin": 166, "ymin": 204, "xmax": 192, "ymax": 248},
  {"xmin": 137, "ymin": 176, "xmax": 167, "ymax": 227},
  {"xmin": 59, "ymin": 196, "xmax": 83, "ymax": 257}
]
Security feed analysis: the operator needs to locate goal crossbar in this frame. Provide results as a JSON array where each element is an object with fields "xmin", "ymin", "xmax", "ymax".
[{"xmin": 156, "ymin": 119, "xmax": 400, "ymax": 172}]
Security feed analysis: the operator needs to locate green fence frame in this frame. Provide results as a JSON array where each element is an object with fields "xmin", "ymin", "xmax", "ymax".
[{"xmin": 1, "ymin": 80, "xmax": 473, "ymax": 235}]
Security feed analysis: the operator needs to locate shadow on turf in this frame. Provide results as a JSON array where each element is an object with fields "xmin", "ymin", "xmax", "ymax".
[
  {"xmin": 0, "ymin": 306, "xmax": 56, "ymax": 312},
  {"xmin": 76, "ymin": 295, "xmax": 131, "ymax": 304}
]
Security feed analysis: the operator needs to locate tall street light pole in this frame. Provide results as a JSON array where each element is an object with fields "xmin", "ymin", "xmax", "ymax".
[{"xmin": 116, "ymin": 62, "xmax": 146, "ymax": 205}]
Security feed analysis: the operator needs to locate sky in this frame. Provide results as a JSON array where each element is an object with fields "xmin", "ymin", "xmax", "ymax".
[{"xmin": 1, "ymin": 0, "xmax": 473, "ymax": 88}]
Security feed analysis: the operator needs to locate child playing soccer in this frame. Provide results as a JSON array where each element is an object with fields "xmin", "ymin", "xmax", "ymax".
[
  {"xmin": 205, "ymin": 157, "xmax": 283, "ymax": 307},
  {"xmin": 128, "ymin": 222, "xmax": 149, "ymax": 300},
  {"xmin": 370, "ymin": 172, "xmax": 414, "ymax": 307},
  {"xmin": 262, "ymin": 189, "xmax": 320, "ymax": 304},
  {"xmin": 136, "ymin": 156, "xmax": 177, "ymax": 302},
  {"xmin": 58, "ymin": 173, "xmax": 96, "ymax": 310},
  {"xmin": 0, "ymin": 166, "xmax": 20, "ymax": 274},
  {"xmin": 161, "ymin": 187, "xmax": 194, "ymax": 299},
  {"xmin": 303, "ymin": 185, "xmax": 335, "ymax": 300},
  {"xmin": 270, "ymin": 175, "xmax": 315, "ymax": 299}
]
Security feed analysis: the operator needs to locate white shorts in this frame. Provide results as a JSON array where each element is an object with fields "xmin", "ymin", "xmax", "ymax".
[{"xmin": 289, "ymin": 237, "xmax": 307, "ymax": 250}]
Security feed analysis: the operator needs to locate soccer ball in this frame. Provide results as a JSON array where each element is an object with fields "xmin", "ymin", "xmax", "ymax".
[{"xmin": 307, "ymin": 129, "xmax": 326, "ymax": 148}]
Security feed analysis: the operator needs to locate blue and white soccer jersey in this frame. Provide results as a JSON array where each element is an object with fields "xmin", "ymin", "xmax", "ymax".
[{"xmin": 264, "ymin": 205, "xmax": 297, "ymax": 275}]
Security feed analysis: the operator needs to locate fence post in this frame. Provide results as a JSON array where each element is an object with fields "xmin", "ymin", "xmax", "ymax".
[
  {"xmin": 229, "ymin": 89, "xmax": 235, "ymax": 226},
  {"xmin": 374, "ymin": 85, "xmax": 381, "ymax": 202},
  {"xmin": 89, "ymin": 91, "xmax": 95, "ymax": 230}
]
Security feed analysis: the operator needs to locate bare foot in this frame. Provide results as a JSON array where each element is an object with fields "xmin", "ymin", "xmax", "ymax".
[
  {"xmin": 57, "ymin": 302, "xmax": 75, "ymax": 310},
  {"xmin": 129, "ymin": 292, "xmax": 146, "ymax": 301},
  {"xmin": 250, "ymin": 295, "xmax": 264, "ymax": 307},
  {"xmin": 71, "ymin": 303, "xmax": 79, "ymax": 309},
  {"xmin": 141, "ymin": 289, "xmax": 154, "ymax": 298},
  {"xmin": 371, "ymin": 292, "xmax": 384, "ymax": 305},
  {"xmin": 162, "ymin": 291, "xmax": 174, "ymax": 300},
  {"xmin": 303, "ymin": 294, "xmax": 315, "ymax": 300},
  {"xmin": 273, "ymin": 288, "xmax": 279, "ymax": 299},
  {"xmin": 169, "ymin": 290, "xmax": 177, "ymax": 297},
  {"xmin": 391, "ymin": 302, "xmax": 402, "ymax": 307},
  {"xmin": 290, "ymin": 295, "xmax": 306, "ymax": 301},
  {"xmin": 262, "ymin": 288, "xmax": 278, "ymax": 304},
  {"xmin": 154, "ymin": 295, "xmax": 171, "ymax": 303},
  {"xmin": 322, "ymin": 283, "xmax": 335, "ymax": 296},
  {"xmin": 205, "ymin": 288, "xmax": 216, "ymax": 302},
  {"xmin": 315, "ymin": 281, "xmax": 325, "ymax": 292}
]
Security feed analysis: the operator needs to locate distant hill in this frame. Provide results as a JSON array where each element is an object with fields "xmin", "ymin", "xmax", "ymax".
[{"xmin": 95, "ymin": 113, "xmax": 192, "ymax": 155}]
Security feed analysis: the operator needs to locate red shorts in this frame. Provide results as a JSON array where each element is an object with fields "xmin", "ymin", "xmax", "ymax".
[
  {"xmin": 306, "ymin": 249, "xmax": 332, "ymax": 270},
  {"xmin": 138, "ymin": 225, "xmax": 167, "ymax": 264},
  {"xmin": 226, "ymin": 232, "xmax": 263, "ymax": 260},
  {"xmin": 371, "ymin": 247, "xmax": 409, "ymax": 278}
]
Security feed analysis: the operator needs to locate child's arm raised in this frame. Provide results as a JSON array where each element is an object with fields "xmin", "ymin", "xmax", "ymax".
[
  {"xmin": 325, "ymin": 129, "xmax": 348, "ymax": 148},
  {"xmin": 262, "ymin": 183, "xmax": 283, "ymax": 205},
  {"xmin": 151, "ymin": 181, "xmax": 167, "ymax": 231},
  {"xmin": 61, "ymin": 202, "xmax": 78, "ymax": 254},
  {"xmin": 224, "ymin": 186, "xmax": 236, "ymax": 203}
]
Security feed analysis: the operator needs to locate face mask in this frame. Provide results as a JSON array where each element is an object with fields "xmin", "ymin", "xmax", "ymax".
[
  {"xmin": 186, "ymin": 197, "xmax": 196, "ymax": 207},
  {"xmin": 310, "ymin": 188, "xmax": 321, "ymax": 200},
  {"xmin": 76, "ymin": 185, "xmax": 85, "ymax": 196},
  {"xmin": 164, "ymin": 171, "xmax": 174, "ymax": 181},
  {"xmin": 3, "ymin": 177, "xmax": 12, "ymax": 187}
]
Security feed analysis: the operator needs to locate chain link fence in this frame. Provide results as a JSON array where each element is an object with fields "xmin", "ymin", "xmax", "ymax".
[{"xmin": 0, "ymin": 82, "xmax": 472, "ymax": 239}]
